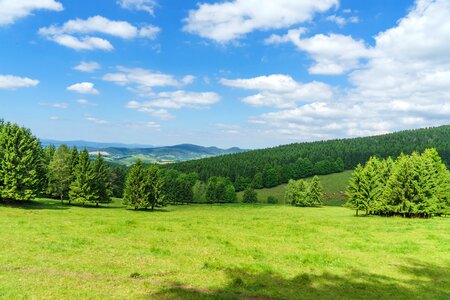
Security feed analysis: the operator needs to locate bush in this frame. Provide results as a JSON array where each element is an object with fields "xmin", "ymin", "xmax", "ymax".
[
  {"xmin": 242, "ymin": 187, "xmax": 258, "ymax": 203},
  {"xmin": 267, "ymin": 196, "xmax": 278, "ymax": 204}
]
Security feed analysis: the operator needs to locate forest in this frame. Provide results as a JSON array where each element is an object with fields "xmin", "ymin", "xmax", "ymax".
[{"xmin": 166, "ymin": 126, "xmax": 450, "ymax": 191}]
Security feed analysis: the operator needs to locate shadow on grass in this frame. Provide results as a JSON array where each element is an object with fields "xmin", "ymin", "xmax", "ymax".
[
  {"xmin": 151, "ymin": 261, "xmax": 450, "ymax": 300},
  {"xmin": 0, "ymin": 199, "xmax": 69, "ymax": 210}
]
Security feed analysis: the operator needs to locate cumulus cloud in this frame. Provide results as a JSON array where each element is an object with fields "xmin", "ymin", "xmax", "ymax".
[
  {"xmin": 127, "ymin": 90, "xmax": 220, "ymax": 119},
  {"xmin": 73, "ymin": 61, "xmax": 101, "ymax": 73},
  {"xmin": 221, "ymin": 74, "xmax": 333, "ymax": 108},
  {"xmin": 118, "ymin": 0, "xmax": 158, "ymax": 15},
  {"xmin": 0, "ymin": 74, "xmax": 39, "ymax": 89},
  {"xmin": 39, "ymin": 15, "xmax": 160, "ymax": 51},
  {"xmin": 266, "ymin": 28, "xmax": 371, "ymax": 75},
  {"xmin": 102, "ymin": 67, "xmax": 194, "ymax": 95},
  {"xmin": 0, "ymin": 0, "xmax": 63, "ymax": 26},
  {"xmin": 183, "ymin": 0, "xmax": 338, "ymax": 42},
  {"xmin": 67, "ymin": 82, "xmax": 99, "ymax": 95},
  {"xmin": 248, "ymin": 0, "xmax": 450, "ymax": 141}
]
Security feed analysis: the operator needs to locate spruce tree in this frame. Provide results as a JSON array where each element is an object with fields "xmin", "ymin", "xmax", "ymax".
[
  {"xmin": 123, "ymin": 160, "xmax": 151, "ymax": 210},
  {"xmin": 47, "ymin": 144, "xmax": 72, "ymax": 202},
  {"xmin": 345, "ymin": 164, "xmax": 365, "ymax": 216},
  {"xmin": 69, "ymin": 149, "xmax": 94, "ymax": 205},
  {"xmin": 0, "ymin": 122, "xmax": 42, "ymax": 201},
  {"xmin": 360, "ymin": 157, "xmax": 383, "ymax": 215},
  {"xmin": 90, "ymin": 154, "xmax": 112, "ymax": 206},
  {"xmin": 306, "ymin": 176, "xmax": 323, "ymax": 207},
  {"xmin": 147, "ymin": 165, "xmax": 165, "ymax": 210}
]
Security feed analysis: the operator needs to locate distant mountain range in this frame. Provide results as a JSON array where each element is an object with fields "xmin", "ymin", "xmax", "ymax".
[{"xmin": 41, "ymin": 139, "xmax": 247, "ymax": 166}]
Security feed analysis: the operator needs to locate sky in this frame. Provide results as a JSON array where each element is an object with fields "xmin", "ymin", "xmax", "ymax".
[{"xmin": 1, "ymin": 0, "xmax": 450, "ymax": 149}]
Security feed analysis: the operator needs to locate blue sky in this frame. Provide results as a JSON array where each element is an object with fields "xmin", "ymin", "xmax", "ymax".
[{"xmin": 1, "ymin": 0, "xmax": 449, "ymax": 148}]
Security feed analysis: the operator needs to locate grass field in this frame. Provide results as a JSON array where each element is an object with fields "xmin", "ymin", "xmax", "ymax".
[
  {"xmin": 237, "ymin": 171, "xmax": 353, "ymax": 205},
  {"xmin": 0, "ymin": 199, "xmax": 449, "ymax": 299}
]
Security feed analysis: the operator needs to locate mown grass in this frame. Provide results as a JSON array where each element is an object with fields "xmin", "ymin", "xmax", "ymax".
[
  {"xmin": 237, "ymin": 171, "xmax": 353, "ymax": 205},
  {"xmin": 0, "ymin": 199, "xmax": 449, "ymax": 299}
]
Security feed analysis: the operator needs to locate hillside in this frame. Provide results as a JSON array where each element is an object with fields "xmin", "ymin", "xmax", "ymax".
[
  {"xmin": 41, "ymin": 140, "xmax": 247, "ymax": 166},
  {"xmin": 237, "ymin": 171, "xmax": 352, "ymax": 205},
  {"xmin": 166, "ymin": 126, "xmax": 450, "ymax": 187}
]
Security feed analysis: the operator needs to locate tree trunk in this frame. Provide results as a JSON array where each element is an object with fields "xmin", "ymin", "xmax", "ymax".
[
  {"xmin": 356, "ymin": 209, "xmax": 359, "ymax": 217},
  {"xmin": 60, "ymin": 194, "xmax": 63, "ymax": 204},
  {"xmin": 96, "ymin": 202, "xmax": 99, "ymax": 207}
]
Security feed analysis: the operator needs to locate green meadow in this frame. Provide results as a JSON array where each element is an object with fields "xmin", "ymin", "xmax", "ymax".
[
  {"xmin": 0, "ymin": 198, "xmax": 449, "ymax": 299},
  {"xmin": 237, "ymin": 171, "xmax": 353, "ymax": 205}
]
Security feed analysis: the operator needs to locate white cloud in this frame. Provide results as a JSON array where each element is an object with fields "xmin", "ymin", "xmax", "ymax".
[
  {"xmin": 326, "ymin": 15, "xmax": 359, "ymax": 26},
  {"xmin": 0, "ymin": 74, "xmax": 39, "ymax": 89},
  {"xmin": 48, "ymin": 34, "xmax": 113, "ymax": 51},
  {"xmin": 183, "ymin": 0, "xmax": 338, "ymax": 42},
  {"xmin": 139, "ymin": 25, "xmax": 160, "ymax": 39},
  {"xmin": 126, "ymin": 121, "xmax": 161, "ymax": 130},
  {"xmin": 103, "ymin": 67, "xmax": 193, "ymax": 94},
  {"xmin": 118, "ymin": 0, "xmax": 158, "ymax": 15},
  {"xmin": 67, "ymin": 82, "xmax": 99, "ymax": 95},
  {"xmin": 0, "ymin": 0, "xmax": 63, "ymax": 26},
  {"xmin": 39, "ymin": 15, "xmax": 160, "ymax": 50},
  {"xmin": 73, "ymin": 61, "xmax": 101, "ymax": 73},
  {"xmin": 127, "ymin": 90, "xmax": 220, "ymax": 119},
  {"xmin": 221, "ymin": 74, "xmax": 333, "ymax": 108},
  {"xmin": 76, "ymin": 99, "xmax": 97, "ymax": 106},
  {"xmin": 266, "ymin": 28, "xmax": 371, "ymax": 75},
  {"xmin": 248, "ymin": 0, "xmax": 450, "ymax": 141},
  {"xmin": 85, "ymin": 115, "xmax": 109, "ymax": 125},
  {"xmin": 52, "ymin": 102, "xmax": 68, "ymax": 109}
]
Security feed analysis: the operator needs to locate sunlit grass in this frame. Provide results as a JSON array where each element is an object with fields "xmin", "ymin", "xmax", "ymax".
[{"xmin": 0, "ymin": 199, "xmax": 448, "ymax": 299}]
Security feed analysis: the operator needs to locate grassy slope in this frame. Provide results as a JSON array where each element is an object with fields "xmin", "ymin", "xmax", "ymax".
[
  {"xmin": 0, "ymin": 200, "xmax": 449, "ymax": 299},
  {"xmin": 237, "ymin": 171, "xmax": 353, "ymax": 205}
]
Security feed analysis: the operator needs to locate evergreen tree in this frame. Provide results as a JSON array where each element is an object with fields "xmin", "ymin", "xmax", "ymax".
[
  {"xmin": 69, "ymin": 149, "xmax": 94, "ymax": 205},
  {"xmin": 147, "ymin": 165, "xmax": 164, "ymax": 210},
  {"xmin": 123, "ymin": 160, "xmax": 153, "ymax": 210},
  {"xmin": 263, "ymin": 167, "xmax": 279, "ymax": 188},
  {"xmin": 110, "ymin": 166, "xmax": 127, "ymax": 198},
  {"xmin": 360, "ymin": 157, "xmax": 383, "ymax": 215},
  {"xmin": 47, "ymin": 144, "xmax": 72, "ymax": 202},
  {"xmin": 306, "ymin": 176, "xmax": 323, "ymax": 207},
  {"xmin": 252, "ymin": 172, "xmax": 264, "ymax": 189},
  {"xmin": 345, "ymin": 164, "xmax": 365, "ymax": 216},
  {"xmin": 193, "ymin": 180, "xmax": 208, "ymax": 203},
  {"xmin": 0, "ymin": 122, "xmax": 43, "ymax": 201},
  {"xmin": 242, "ymin": 186, "xmax": 258, "ymax": 203},
  {"xmin": 90, "ymin": 154, "xmax": 112, "ymax": 206}
]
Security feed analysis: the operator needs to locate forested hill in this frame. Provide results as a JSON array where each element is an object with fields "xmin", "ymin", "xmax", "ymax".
[{"xmin": 165, "ymin": 126, "xmax": 450, "ymax": 190}]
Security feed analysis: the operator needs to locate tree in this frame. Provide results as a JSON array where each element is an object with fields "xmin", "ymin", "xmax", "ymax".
[
  {"xmin": 193, "ymin": 180, "xmax": 208, "ymax": 203},
  {"xmin": 284, "ymin": 179, "xmax": 307, "ymax": 206},
  {"xmin": 69, "ymin": 149, "xmax": 94, "ymax": 205},
  {"xmin": 123, "ymin": 161, "xmax": 164, "ymax": 210},
  {"xmin": 242, "ymin": 186, "xmax": 258, "ymax": 203},
  {"xmin": 345, "ymin": 164, "xmax": 365, "ymax": 216},
  {"xmin": 123, "ymin": 160, "xmax": 151, "ymax": 210},
  {"xmin": 0, "ymin": 122, "xmax": 43, "ymax": 201},
  {"xmin": 305, "ymin": 176, "xmax": 323, "ymax": 207},
  {"xmin": 207, "ymin": 176, "xmax": 236, "ymax": 203},
  {"xmin": 263, "ymin": 167, "xmax": 279, "ymax": 188},
  {"xmin": 359, "ymin": 157, "xmax": 383, "ymax": 215},
  {"xmin": 252, "ymin": 172, "xmax": 263, "ymax": 189},
  {"xmin": 175, "ymin": 172, "xmax": 197, "ymax": 204},
  {"xmin": 110, "ymin": 166, "xmax": 127, "ymax": 198},
  {"xmin": 47, "ymin": 144, "xmax": 72, "ymax": 202},
  {"xmin": 90, "ymin": 154, "xmax": 112, "ymax": 206}
]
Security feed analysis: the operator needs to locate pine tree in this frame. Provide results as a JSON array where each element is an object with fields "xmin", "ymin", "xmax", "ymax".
[
  {"xmin": 360, "ymin": 157, "xmax": 383, "ymax": 215},
  {"xmin": 69, "ymin": 149, "xmax": 94, "ymax": 205},
  {"xmin": 345, "ymin": 164, "xmax": 365, "ymax": 216},
  {"xmin": 0, "ymin": 122, "xmax": 43, "ymax": 201},
  {"xmin": 47, "ymin": 144, "xmax": 72, "ymax": 202},
  {"xmin": 123, "ymin": 160, "xmax": 152, "ymax": 210},
  {"xmin": 69, "ymin": 147, "xmax": 79, "ymax": 182},
  {"xmin": 306, "ymin": 176, "xmax": 323, "ymax": 207},
  {"xmin": 193, "ymin": 180, "xmax": 208, "ymax": 203},
  {"xmin": 90, "ymin": 154, "xmax": 112, "ymax": 207}
]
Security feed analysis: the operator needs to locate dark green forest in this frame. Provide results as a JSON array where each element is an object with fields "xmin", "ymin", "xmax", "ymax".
[{"xmin": 165, "ymin": 126, "xmax": 450, "ymax": 190}]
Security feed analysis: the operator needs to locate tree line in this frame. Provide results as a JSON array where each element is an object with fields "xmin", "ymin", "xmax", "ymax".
[
  {"xmin": 165, "ymin": 126, "xmax": 450, "ymax": 191},
  {"xmin": 0, "ymin": 120, "xmax": 239, "ymax": 206},
  {"xmin": 346, "ymin": 149, "xmax": 450, "ymax": 217}
]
